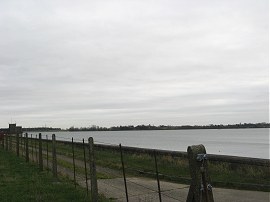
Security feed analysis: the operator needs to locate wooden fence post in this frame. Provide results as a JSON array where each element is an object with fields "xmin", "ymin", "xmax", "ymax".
[
  {"xmin": 52, "ymin": 134, "xmax": 57, "ymax": 180},
  {"xmin": 83, "ymin": 139, "xmax": 89, "ymax": 195},
  {"xmin": 186, "ymin": 144, "xmax": 214, "ymax": 202},
  {"xmin": 46, "ymin": 135, "xmax": 49, "ymax": 169},
  {"xmin": 88, "ymin": 137, "xmax": 98, "ymax": 202},
  {"xmin": 25, "ymin": 133, "xmax": 29, "ymax": 162},
  {"xmin": 9, "ymin": 134, "xmax": 12, "ymax": 151},
  {"xmin": 35, "ymin": 135, "xmax": 38, "ymax": 162},
  {"xmin": 1, "ymin": 134, "xmax": 4, "ymax": 148},
  {"xmin": 39, "ymin": 133, "xmax": 43, "ymax": 171},
  {"xmin": 5, "ymin": 134, "xmax": 8, "ymax": 151},
  {"xmin": 31, "ymin": 134, "xmax": 34, "ymax": 162},
  {"xmin": 16, "ymin": 133, "xmax": 19, "ymax": 156},
  {"xmin": 72, "ymin": 137, "xmax": 76, "ymax": 187},
  {"xmin": 21, "ymin": 134, "xmax": 23, "ymax": 156}
]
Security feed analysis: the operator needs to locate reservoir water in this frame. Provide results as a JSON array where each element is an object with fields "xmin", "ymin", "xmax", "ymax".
[{"xmin": 27, "ymin": 128, "xmax": 269, "ymax": 159}]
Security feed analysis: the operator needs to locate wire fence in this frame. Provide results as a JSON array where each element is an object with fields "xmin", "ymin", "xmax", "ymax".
[{"xmin": 1, "ymin": 133, "xmax": 270, "ymax": 202}]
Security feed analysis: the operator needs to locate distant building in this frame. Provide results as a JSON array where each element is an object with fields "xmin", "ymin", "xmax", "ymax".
[
  {"xmin": 9, "ymin": 124, "xmax": 16, "ymax": 134},
  {"xmin": 8, "ymin": 124, "xmax": 22, "ymax": 134}
]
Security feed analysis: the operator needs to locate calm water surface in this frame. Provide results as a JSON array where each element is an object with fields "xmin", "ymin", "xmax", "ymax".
[{"xmin": 28, "ymin": 128, "xmax": 269, "ymax": 159}]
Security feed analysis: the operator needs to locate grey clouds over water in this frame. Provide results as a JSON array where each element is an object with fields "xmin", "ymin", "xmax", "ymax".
[{"xmin": 0, "ymin": 0, "xmax": 268, "ymax": 128}]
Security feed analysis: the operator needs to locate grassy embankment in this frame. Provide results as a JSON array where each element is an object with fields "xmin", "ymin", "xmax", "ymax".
[{"xmin": 0, "ymin": 147, "xmax": 110, "ymax": 202}]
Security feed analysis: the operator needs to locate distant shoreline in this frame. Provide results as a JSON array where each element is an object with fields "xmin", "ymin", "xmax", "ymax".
[{"xmin": 21, "ymin": 122, "xmax": 269, "ymax": 132}]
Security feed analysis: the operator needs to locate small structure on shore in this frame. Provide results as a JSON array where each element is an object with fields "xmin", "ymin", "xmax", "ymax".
[{"xmin": 8, "ymin": 123, "xmax": 22, "ymax": 134}]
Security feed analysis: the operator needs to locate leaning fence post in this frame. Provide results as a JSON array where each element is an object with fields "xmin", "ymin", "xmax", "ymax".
[
  {"xmin": 120, "ymin": 144, "xmax": 129, "ymax": 202},
  {"xmin": 16, "ymin": 133, "xmax": 19, "ymax": 156},
  {"xmin": 186, "ymin": 144, "xmax": 214, "ymax": 202},
  {"xmin": 52, "ymin": 134, "xmax": 58, "ymax": 180},
  {"xmin": 39, "ymin": 133, "xmax": 43, "ymax": 171},
  {"xmin": 88, "ymin": 137, "xmax": 98, "ymax": 202},
  {"xmin": 25, "ymin": 133, "xmax": 29, "ymax": 162},
  {"xmin": 154, "ymin": 150, "xmax": 162, "ymax": 202}
]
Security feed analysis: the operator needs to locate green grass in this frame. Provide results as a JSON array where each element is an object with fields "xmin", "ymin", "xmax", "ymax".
[
  {"xmin": 6, "ymin": 137, "xmax": 270, "ymax": 191},
  {"xmin": 0, "ymin": 148, "xmax": 110, "ymax": 202},
  {"xmin": 54, "ymin": 142, "xmax": 270, "ymax": 191}
]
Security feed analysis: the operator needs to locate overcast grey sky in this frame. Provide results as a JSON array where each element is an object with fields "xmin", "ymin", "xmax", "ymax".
[{"xmin": 0, "ymin": 0, "xmax": 268, "ymax": 128}]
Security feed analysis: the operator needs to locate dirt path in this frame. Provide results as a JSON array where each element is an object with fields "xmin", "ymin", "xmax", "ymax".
[{"xmin": 15, "ymin": 144, "xmax": 270, "ymax": 202}]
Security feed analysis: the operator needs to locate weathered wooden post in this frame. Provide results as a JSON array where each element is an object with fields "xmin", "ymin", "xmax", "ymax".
[
  {"xmin": 9, "ymin": 134, "xmax": 12, "ymax": 151},
  {"xmin": 35, "ymin": 135, "xmax": 38, "ymax": 162},
  {"xmin": 22, "ymin": 134, "xmax": 24, "ymax": 157},
  {"xmin": 83, "ymin": 139, "xmax": 89, "ymax": 195},
  {"xmin": 31, "ymin": 134, "xmax": 34, "ymax": 162},
  {"xmin": 25, "ymin": 133, "xmax": 29, "ymax": 162},
  {"xmin": 23, "ymin": 134, "xmax": 26, "ymax": 155},
  {"xmin": 21, "ymin": 134, "xmax": 23, "ymax": 156},
  {"xmin": 88, "ymin": 137, "xmax": 98, "ymax": 202},
  {"xmin": 5, "ymin": 134, "xmax": 8, "ymax": 151},
  {"xmin": 39, "ymin": 133, "xmax": 43, "ymax": 171},
  {"xmin": 46, "ymin": 135, "xmax": 49, "ymax": 169},
  {"xmin": 1, "ymin": 134, "xmax": 4, "ymax": 148},
  {"xmin": 72, "ymin": 137, "xmax": 76, "ymax": 187},
  {"xmin": 16, "ymin": 133, "xmax": 19, "ymax": 156},
  {"xmin": 186, "ymin": 144, "xmax": 214, "ymax": 202},
  {"xmin": 52, "ymin": 134, "xmax": 57, "ymax": 180}
]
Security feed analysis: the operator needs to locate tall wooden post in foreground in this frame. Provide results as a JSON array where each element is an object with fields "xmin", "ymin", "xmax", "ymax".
[
  {"xmin": 186, "ymin": 144, "xmax": 214, "ymax": 202},
  {"xmin": 88, "ymin": 137, "xmax": 98, "ymax": 202},
  {"xmin": 52, "ymin": 134, "xmax": 57, "ymax": 180}
]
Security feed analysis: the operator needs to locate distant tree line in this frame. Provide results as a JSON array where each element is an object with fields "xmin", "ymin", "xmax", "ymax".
[
  {"xmin": 23, "ymin": 127, "xmax": 62, "ymax": 132},
  {"xmin": 68, "ymin": 122, "xmax": 270, "ymax": 131}
]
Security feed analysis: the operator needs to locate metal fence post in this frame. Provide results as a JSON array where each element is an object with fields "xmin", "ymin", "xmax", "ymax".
[
  {"xmin": 154, "ymin": 150, "xmax": 162, "ymax": 202},
  {"xmin": 186, "ymin": 144, "xmax": 214, "ymax": 202},
  {"xmin": 88, "ymin": 137, "xmax": 98, "ymax": 201},
  {"xmin": 39, "ymin": 133, "xmax": 43, "ymax": 171},
  {"xmin": 120, "ymin": 144, "xmax": 129, "ymax": 202},
  {"xmin": 25, "ymin": 133, "xmax": 29, "ymax": 162},
  {"xmin": 52, "ymin": 134, "xmax": 58, "ymax": 180}
]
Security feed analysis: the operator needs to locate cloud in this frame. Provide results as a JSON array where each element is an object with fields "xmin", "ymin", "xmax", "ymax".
[{"xmin": 0, "ymin": 0, "xmax": 268, "ymax": 128}]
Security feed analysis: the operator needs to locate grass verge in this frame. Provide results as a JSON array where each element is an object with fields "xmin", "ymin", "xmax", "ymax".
[{"xmin": 0, "ymin": 148, "xmax": 110, "ymax": 202}]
